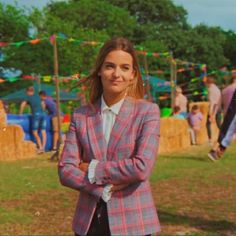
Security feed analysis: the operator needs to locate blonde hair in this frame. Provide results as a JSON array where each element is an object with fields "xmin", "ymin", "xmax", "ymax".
[{"xmin": 87, "ymin": 37, "xmax": 144, "ymax": 104}]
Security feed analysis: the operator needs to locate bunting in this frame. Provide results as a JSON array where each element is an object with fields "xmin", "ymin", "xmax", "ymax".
[
  {"xmin": 0, "ymin": 37, "xmax": 48, "ymax": 48},
  {"xmin": 174, "ymin": 58, "xmax": 206, "ymax": 71},
  {"xmin": 0, "ymin": 34, "xmax": 170, "ymax": 58},
  {"xmin": 0, "ymin": 73, "xmax": 82, "ymax": 83}
]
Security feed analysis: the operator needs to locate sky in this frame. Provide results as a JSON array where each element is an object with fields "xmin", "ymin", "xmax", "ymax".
[
  {"xmin": 1, "ymin": 0, "xmax": 236, "ymax": 32},
  {"xmin": 173, "ymin": 0, "xmax": 236, "ymax": 32}
]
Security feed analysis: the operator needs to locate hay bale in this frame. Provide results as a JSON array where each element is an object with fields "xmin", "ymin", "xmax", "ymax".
[
  {"xmin": 159, "ymin": 117, "xmax": 190, "ymax": 153},
  {"xmin": 16, "ymin": 141, "xmax": 37, "ymax": 160},
  {"xmin": 0, "ymin": 124, "xmax": 37, "ymax": 161},
  {"xmin": 0, "ymin": 126, "xmax": 17, "ymax": 161},
  {"xmin": 0, "ymin": 100, "xmax": 7, "ymax": 129}
]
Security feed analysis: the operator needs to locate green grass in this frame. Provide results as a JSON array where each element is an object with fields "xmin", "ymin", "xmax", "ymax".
[
  {"xmin": 0, "ymin": 206, "xmax": 32, "ymax": 224},
  {"xmin": 0, "ymin": 144, "xmax": 236, "ymax": 235},
  {"xmin": 151, "ymin": 143, "xmax": 236, "ymax": 182},
  {"xmin": 0, "ymin": 157, "xmax": 61, "ymax": 200}
]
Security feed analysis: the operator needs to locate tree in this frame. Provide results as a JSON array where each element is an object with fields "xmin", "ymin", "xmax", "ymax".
[
  {"xmin": 46, "ymin": 0, "xmax": 136, "ymax": 38},
  {"xmin": 1, "ymin": 0, "xmax": 235, "ymax": 100},
  {"xmin": 0, "ymin": 2, "xmax": 33, "ymax": 96},
  {"xmin": 0, "ymin": 3, "xmax": 29, "ymax": 41},
  {"xmin": 222, "ymin": 30, "xmax": 236, "ymax": 68},
  {"xmin": 186, "ymin": 25, "xmax": 228, "ymax": 70},
  {"xmin": 107, "ymin": 0, "xmax": 189, "ymax": 43}
]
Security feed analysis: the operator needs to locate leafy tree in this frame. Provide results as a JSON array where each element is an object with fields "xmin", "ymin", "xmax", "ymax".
[
  {"xmin": 1, "ymin": 0, "xmax": 235, "ymax": 101},
  {"xmin": 186, "ymin": 25, "xmax": 228, "ymax": 70},
  {"xmin": 107, "ymin": 0, "xmax": 188, "ymax": 26},
  {"xmin": 0, "ymin": 2, "xmax": 29, "ymax": 41},
  {"xmin": 0, "ymin": 2, "xmax": 32, "ymax": 95},
  {"xmin": 222, "ymin": 30, "xmax": 236, "ymax": 68},
  {"xmin": 0, "ymin": 0, "xmax": 137, "ymax": 98},
  {"xmin": 46, "ymin": 0, "xmax": 136, "ymax": 38},
  {"xmin": 107, "ymin": 0, "xmax": 189, "ymax": 43}
]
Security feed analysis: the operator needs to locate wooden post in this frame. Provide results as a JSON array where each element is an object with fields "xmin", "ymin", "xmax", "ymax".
[
  {"xmin": 51, "ymin": 34, "xmax": 61, "ymax": 161},
  {"xmin": 170, "ymin": 55, "xmax": 177, "ymax": 110}
]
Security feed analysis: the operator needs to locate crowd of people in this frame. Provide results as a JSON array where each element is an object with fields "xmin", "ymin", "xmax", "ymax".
[
  {"xmin": 18, "ymin": 68, "xmax": 236, "ymax": 162},
  {"xmin": 172, "ymin": 73, "xmax": 236, "ymax": 162}
]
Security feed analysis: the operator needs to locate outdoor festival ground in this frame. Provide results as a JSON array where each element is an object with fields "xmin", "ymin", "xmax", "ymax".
[{"xmin": 0, "ymin": 142, "xmax": 236, "ymax": 236}]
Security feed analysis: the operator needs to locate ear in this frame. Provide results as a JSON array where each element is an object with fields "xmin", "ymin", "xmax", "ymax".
[{"xmin": 129, "ymin": 70, "xmax": 135, "ymax": 83}]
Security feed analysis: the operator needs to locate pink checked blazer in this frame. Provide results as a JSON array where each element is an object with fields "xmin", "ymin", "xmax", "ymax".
[{"xmin": 58, "ymin": 97, "xmax": 161, "ymax": 236}]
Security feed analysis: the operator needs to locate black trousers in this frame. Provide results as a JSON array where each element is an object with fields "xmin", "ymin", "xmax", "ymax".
[
  {"xmin": 74, "ymin": 199, "xmax": 152, "ymax": 236},
  {"xmin": 75, "ymin": 199, "xmax": 111, "ymax": 236}
]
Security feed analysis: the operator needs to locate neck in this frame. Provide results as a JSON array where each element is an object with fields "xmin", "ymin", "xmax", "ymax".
[{"xmin": 103, "ymin": 92, "xmax": 126, "ymax": 107}]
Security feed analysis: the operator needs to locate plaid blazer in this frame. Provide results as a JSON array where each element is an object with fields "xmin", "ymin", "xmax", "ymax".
[{"xmin": 58, "ymin": 97, "xmax": 161, "ymax": 236}]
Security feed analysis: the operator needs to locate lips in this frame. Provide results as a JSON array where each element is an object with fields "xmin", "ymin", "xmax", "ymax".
[{"xmin": 110, "ymin": 80, "xmax": 123, "ymax": 84}]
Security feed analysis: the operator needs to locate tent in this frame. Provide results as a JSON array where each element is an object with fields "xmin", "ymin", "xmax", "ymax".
[
  {"xmin": 1, "ymin": 83, "xmax": 78, "ymax": 102},
  {"xmin": 142, "ymin": 75, "xmax": 171, "ymax": 103},
  {"xmin": 146, "ymin": 75, "xmax": 171, "ymax": 93}
]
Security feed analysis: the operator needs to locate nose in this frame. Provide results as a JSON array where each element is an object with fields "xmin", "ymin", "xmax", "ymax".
[{"xmin": 113, "ymin": 67, "xmax": 121, "ymax": 77}]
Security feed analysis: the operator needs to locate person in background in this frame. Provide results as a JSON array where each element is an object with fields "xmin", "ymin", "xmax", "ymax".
[
  {"xmin": 208, "ymin": 88, "xmax": 236, "ymax": 161},
  {"xmin": 222, "ymin": 72, "xmax": 236, "ymax": 141},
  {"xmin": 174, "ymin": 86, "xmax": 188, "ymax": 117},
  {"xmin": 187, "ymin": 104, "xmax": 203, "ymax": 145},
  {"xmin": 39, "ymin": 90, "xmax": 63, "ymax": 151},
  {"xmin": 204, "ymin": 75, "xmax": 222, "ymax": 145},
  {"xmin": 222, "ymin": 72, "xmax": 236, "ymax": 115},
  {"xmin": 172, "ymin": 105, "xmax": 185, "ymax": 119},
  {"xmin": 208, "ymin": 72, "xmax": 236, "ymax": 161},
  {"xmin": 58, "ymin": 37, "xmax": 161, "ymax": 236},
  {"xmin": 19, "ymin": 86, "xmax": 46, "ymax": 154}
]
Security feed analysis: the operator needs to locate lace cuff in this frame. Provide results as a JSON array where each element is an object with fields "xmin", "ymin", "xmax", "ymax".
[
  {"xmin": 88, "ymin": 159, "xmax": 99, "ymax": 184},
  {"xmin": 102, "ymin": 184, "xmax": 113, "ymax": 202}
]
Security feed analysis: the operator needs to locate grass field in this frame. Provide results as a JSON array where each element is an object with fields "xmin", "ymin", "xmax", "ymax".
[{"xmin": 0, "ymin": 142, "xmax": 236, "ymax": 236}]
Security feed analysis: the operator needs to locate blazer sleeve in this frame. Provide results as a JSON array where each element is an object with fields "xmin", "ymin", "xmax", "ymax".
[
  {"xmin": 94, "ymin": 103, "xmax": 160, "ymax": 185},
  {"xmin": 58, "ymin": 112, "xmax": 104, "ymax": 200}
]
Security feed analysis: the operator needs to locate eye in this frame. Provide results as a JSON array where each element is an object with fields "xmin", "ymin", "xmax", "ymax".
[
  {"xmin": 121, "ymin": 66, "xmax": 131, "ymax": 71},
  {"xmin": 104, "ymin": 63, "xmax": 114, "ymax": 69}
]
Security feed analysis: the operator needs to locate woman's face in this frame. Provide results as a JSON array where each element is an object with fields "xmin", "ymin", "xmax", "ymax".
[{"xmin": 99, "ymin": 50, "xmax": 135, "ymax": 97}]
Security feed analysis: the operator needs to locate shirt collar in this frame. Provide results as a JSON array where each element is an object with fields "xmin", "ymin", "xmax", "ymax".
[{"xmin": 101, "ymin": 95, "xmax": 125, "ymax": 115}]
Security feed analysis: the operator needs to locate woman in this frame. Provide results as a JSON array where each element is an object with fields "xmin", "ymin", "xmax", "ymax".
[
  {"xmin": 174, "ymin": 86, "xmax": 188, "ymax": 117},
  {"xmin": 58, "ymin": 37, "xmax": 161, "ymax": 236}
]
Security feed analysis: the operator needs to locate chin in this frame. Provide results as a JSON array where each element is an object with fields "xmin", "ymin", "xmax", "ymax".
[{"xmin": 107, "ymin": 88, "xmax": 126, "ymax": 95}]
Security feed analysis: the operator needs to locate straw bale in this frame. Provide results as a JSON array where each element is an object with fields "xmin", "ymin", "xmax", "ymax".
[
  {"xmin": 16, "ymin": 141, "xmax": 37, "ymax": 160},
  {"xmin": 0, "ymin": 124, "xmax": 36, "ymax": 161},
  {"xmin": 0, "ymin": 100, "xmax": 7, "ymax": 128},
  {"xmin": 159, "ymin": 117, "xmax": 190, "ymax": 153},
  {"xmin": 0, "ymin": 127, "xmax": 17, "ymax": 161}
]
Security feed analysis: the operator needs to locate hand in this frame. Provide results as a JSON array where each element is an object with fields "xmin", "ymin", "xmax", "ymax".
[
  {"xmin": 79, "ymin": 162, "xmax": 89, "ymax": 173},
  {"xmin": 111, "ymin": 183, "xmax": 129, "ymax": 192}
]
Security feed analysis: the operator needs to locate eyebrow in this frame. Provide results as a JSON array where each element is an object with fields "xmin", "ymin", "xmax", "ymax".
[{"xmin": 103, "ymin": 61, "xmax": 132, "ymax": 67}]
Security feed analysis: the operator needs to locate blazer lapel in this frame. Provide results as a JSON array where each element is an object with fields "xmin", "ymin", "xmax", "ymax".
[
  {"xmin": 107, "ymin": 97, "xmax": 135, "ymax": 160},
  {"xmin": 86, "ymin": 100, "xmax": 107, "ymax": 161}
]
